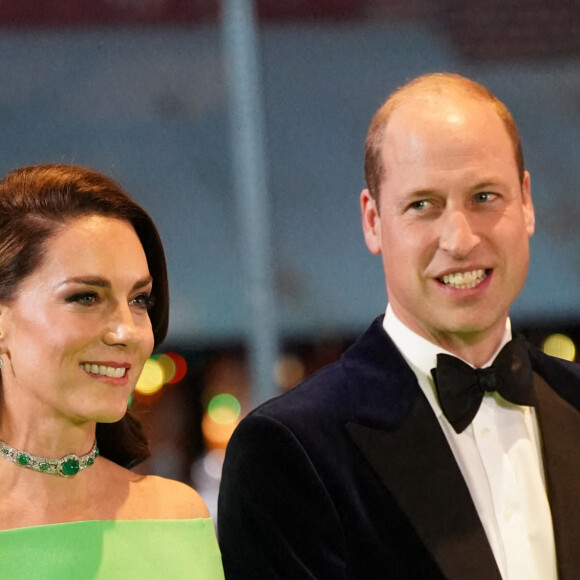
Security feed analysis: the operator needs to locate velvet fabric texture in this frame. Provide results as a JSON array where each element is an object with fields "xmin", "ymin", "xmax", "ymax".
[{"xmin": 218, "ymin": 316, "xmax": 580, "ymax": 579}]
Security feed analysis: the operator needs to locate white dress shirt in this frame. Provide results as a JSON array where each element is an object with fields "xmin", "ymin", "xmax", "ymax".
[{"xmin": 384, "ymin": 304, "xmax": 557, "ymax": 580}]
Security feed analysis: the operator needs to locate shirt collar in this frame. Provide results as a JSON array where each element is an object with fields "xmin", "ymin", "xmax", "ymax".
[{"xmin": 383, "ymin": 303, "xmax": 512, "ymax": 379}]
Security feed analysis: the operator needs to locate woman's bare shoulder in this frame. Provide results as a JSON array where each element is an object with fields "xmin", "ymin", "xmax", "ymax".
[
  {"xmin": 135, "ymin": 475, "xmax": 210, "ymax": 519},
  {"xmin": 102, "ymin": 460, "xmax": 209, "ymax": 520},
  {"xmin": 129, "ymin": 475, "xmax": 209, "ymax": 519}
]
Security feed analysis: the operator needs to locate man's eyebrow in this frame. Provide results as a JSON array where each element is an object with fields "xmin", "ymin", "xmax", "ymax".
[
  {"xmin": 393, "ymin": 189, "xmax": 438, "ymax": 206},
  {"xmin": 405, "ymin": 188, "xmax": 438, "ymax": 199},
  {"xmin": 469, "ymin": 180, "xmax": 503, "ymax": 191},
  {"xmin": 398, "ymin": 180, "xmax": 504, "ymax": 201}
]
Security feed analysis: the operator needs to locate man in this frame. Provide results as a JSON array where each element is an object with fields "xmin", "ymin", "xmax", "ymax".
[{"xmin": 218, "ymin": 73, "xmax": 580, "ymax": 579}]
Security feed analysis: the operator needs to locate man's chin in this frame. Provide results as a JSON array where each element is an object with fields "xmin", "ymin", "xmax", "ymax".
[{"xmin": 429, "ymin": 318, "xmax": 504, "ymax": 345}]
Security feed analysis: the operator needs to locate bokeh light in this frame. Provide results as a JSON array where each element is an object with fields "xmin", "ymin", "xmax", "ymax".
[
  {"xmin": 208, "ymin": 393, "xmax": 241, "ymax": 425},
  {"xmin": 202, "ymin": 393, "xmax": 242, "ymax": 449},
  {"xmin": 202, "ymin": 449, "xmax": 225, "ymax": 480},
  {"xmin": 275, "ymin": 355, "xmax": 306, "ymax": 390},
  {"xmin": 202, "ymin": 412, "xmax": 239, "ymax": 449},
  {"xmin": 135, "ymin": 357, "xmax": 165, "ymax": 395},
  {"xmin": 134, "ymin": 351, "xmax": 188, "ymax": 397},
  {"xmin": 165, "ymin": 352, "xmax": 188, "ymax": 384},
  {"xmin": 542, "ymin": 333, "xmax": 576, "ymax": 361},
  {"xmin": 155, "ymin": 353, "xmax": 176, "ymax": 383}
]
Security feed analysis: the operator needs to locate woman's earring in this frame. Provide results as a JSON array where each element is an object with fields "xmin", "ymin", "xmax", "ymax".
[{"xmin": 0, "ymin": 357, "xmax": 4, "ymax": 368}]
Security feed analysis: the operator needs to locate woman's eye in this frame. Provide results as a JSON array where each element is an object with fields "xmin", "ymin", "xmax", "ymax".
[
  {"xmin": 131, "ymin": 294, "xmax": 156, "ymax": 311},
  {"xmin": 66, "ymin": 292, "xmax": 99, "ymax": 306}
]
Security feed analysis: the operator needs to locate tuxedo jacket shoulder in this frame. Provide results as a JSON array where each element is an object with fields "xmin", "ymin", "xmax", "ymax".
[{"xmin": 218, "ymin": 316, "xmax": 580, "ymax": 580}]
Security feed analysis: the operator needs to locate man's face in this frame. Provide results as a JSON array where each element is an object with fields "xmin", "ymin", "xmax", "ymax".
[{"xmin": 361, "ymin": 95, "xmax": 535, "ymax": 351}]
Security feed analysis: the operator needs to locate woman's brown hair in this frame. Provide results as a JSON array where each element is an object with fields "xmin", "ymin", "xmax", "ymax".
[{"xmin": 0, "ymin": 164, "xmax": 169, "ymax": 468}]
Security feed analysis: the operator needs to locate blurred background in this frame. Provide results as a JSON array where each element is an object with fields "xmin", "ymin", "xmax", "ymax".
[{"xmin": 1, "ymin": 0, "xmax": 579, "ymax": 519}]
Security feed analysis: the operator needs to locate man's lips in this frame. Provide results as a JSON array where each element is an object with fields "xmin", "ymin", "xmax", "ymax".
[{"xmin": 436, "ymin": 269, "xmax": 491, "ymax": 289}]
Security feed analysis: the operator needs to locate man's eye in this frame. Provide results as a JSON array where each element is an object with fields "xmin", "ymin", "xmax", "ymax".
[
  {"xmin": 409, "ymin": 200, "xmax": 430, "ymax": 211},
  {"xmin": 474, "ymin": 192, "xmax": 497, "ymax": 203},
  {"xmin": 66, "ymin": 292, "xmax": 99, "ymax": 306},
  {"xmin": 131, "ymin": 294, "xmax": 156, "ymax": 311}
]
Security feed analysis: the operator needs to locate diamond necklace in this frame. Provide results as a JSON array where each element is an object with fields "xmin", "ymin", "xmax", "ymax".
[{"xmin": 0, "ymin": 438, "xmax": 99, "ymax": 477}]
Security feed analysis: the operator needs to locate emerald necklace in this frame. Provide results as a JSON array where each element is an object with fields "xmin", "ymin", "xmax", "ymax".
[{"xmin": 0, "ymin": 439, "xmax": 99, "ymax": 477}]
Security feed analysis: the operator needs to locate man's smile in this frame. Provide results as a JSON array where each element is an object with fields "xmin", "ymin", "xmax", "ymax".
[{"xmin": 437, "ymin": 269, "xmax": 490, "ymax": 289}]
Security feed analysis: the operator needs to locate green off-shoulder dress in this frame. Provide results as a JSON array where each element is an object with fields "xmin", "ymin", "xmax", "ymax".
[{"xmin": 0, "ymin": 518, "xmax": 225, "ymax": 579}]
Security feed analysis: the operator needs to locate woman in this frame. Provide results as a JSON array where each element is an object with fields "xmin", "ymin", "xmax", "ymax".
[{"xmin": 0, "ymin": 164, "xmax": 224, "ymax": 579}]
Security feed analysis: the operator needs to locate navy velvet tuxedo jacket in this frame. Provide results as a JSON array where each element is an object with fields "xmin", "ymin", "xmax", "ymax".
[{"xmin": 218, "ymin": 317, "xmax": 580, "ymax": 579}]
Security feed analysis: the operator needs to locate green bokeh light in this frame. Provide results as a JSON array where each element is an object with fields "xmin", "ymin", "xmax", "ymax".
[{"xmin": 208, "ymin": 393, "xmax": 241, "ymax": 425}]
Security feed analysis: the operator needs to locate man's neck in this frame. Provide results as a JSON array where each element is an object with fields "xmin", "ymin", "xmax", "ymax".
[{"xmin": 385, "ymin": 304, "xmax": 511, "ymax": 368}]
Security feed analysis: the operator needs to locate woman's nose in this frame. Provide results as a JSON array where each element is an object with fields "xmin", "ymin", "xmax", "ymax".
[{"xmin": 102, "ymin": 304, "xmax": 139, "ymax": 347}]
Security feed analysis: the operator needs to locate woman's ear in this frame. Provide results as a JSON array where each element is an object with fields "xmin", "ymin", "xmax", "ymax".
[{"xmin": 0, "ymin": 303, "xmax": 9, "ymax": 348}]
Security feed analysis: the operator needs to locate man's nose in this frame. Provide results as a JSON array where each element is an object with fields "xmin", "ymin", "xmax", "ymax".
[{"xmin": 438, "ymin": 209, "xmax": 480, "ymax": 259}]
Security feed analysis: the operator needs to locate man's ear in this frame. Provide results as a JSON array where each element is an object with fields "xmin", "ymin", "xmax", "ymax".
[
  {"xmin": 360, "ymin": 188, "xmax": 382, "ymax": 255},
  {"xmin": 521, "ymin": 171, "xmax": 535, "ymax": 237}
]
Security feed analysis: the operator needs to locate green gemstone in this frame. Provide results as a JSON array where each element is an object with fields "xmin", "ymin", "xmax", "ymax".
[
  {"xmin": 94, "ymin": 448, "xmax": 100, "ymax": 457},
  {"xmin": 61, "ymin": 459, "xmax": 80, "ymax": 476},
  {"xmin": 39, "ymin": 463, "xmax": 49, "ymax": 471},
  {"xmin": 2, "ymin": 448, "xmax": 8, "ymax": 454},
  {"xmin": 86, "ymin": 457, "xmax": 94, "ymax": 466},
  {"xmin": 17, "ymin": 453, "xmax": 30, "ymax": 466}
]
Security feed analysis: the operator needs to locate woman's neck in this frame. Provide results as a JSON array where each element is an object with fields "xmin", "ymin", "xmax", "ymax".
[{"xmin": 0, "ymin": 411, "xmax": 96, "ymax": 460}]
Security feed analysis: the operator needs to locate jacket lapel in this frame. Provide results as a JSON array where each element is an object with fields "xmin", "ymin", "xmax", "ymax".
[
  {"xmin": 534, "ymin": 372, "xmax": 580, "ymax": 580},
  {"xmin": 341, "ymin": 322, "xmax": 580, "ymax": 580},
  {"xmin": 347, "ymin": 391, "xmax": 501, "ymax": 580},
  {"xmin": 341, "ymin": 319, "xmax": 501, "ymax": 580}
]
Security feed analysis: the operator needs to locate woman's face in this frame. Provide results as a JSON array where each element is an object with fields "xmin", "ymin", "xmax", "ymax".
[{"xmin": 0, "ymin": 215, "xmax": 155, "ymax": 426}]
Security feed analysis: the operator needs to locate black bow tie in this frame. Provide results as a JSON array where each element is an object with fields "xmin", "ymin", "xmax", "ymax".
[{"xmin": 430, "ymin": 337, "xmax": 535, "ymax": 434}]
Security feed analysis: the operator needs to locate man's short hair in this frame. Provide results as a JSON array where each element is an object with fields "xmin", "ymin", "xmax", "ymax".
[{"xmin": 364, "ymin": 72, "xmax": 525, "ymax": 203}]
